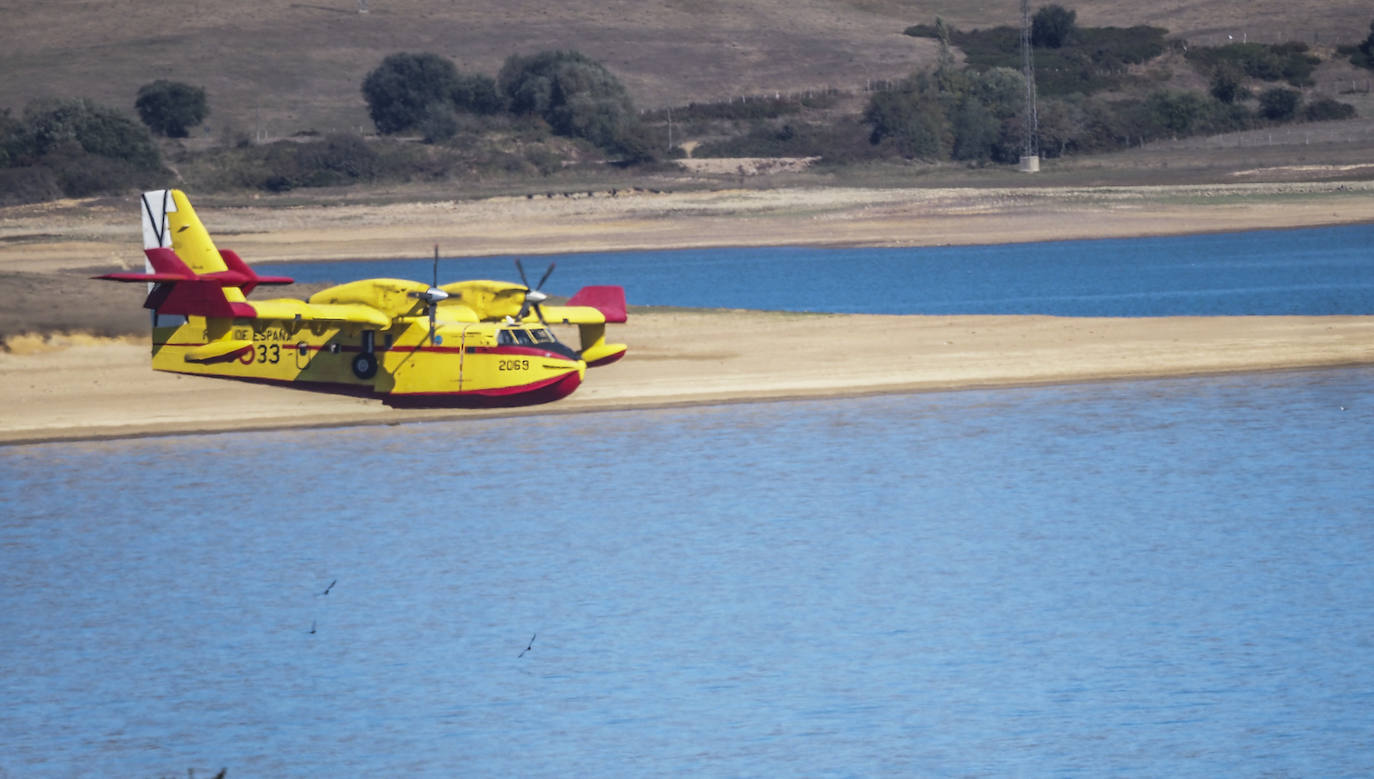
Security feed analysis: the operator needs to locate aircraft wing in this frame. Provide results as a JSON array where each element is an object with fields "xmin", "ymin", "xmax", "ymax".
[{"xmin": 248, "ymin": 298, "xmax": 392, "ymax": 328}]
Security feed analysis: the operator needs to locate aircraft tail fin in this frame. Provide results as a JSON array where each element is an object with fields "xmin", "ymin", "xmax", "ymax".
[
  {"xmin": 97, "ymin": 189, "xmax": 294, "ymax": 318},
  {"xmin": 140, "ymin": 188, "xmax": 227, "ymax": 274},
  {"xmin": 564, "ymin": 286, "xmax": 627, "ymax": 366},
  {"xmin": 567, "ymin": 285, "xmax": 627, "ymax": 323}
]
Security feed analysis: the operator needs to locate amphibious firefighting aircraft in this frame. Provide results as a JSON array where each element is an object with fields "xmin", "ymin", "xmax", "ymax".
[{"xmin": 95, "ymin": 189, "xmax": 627, "ymax": 406}]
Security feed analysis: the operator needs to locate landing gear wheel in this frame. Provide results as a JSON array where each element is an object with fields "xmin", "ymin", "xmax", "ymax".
[{"xmin": 351, "ymin": 352, "xmax": 378, "ymax": 380}]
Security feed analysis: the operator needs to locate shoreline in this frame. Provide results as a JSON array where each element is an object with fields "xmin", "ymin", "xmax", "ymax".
[
  {"xmin": 7, "ymin": 361, "xmax": 1368, "ymax": 448},
  {"xmin": 4, "ymin": 312, "xmax": 1371, "ymax": 446},
  {"xmin": 4, "ymin": 182, "xmax": 1373, "ymax": 445},
  {"xmin": 5, "ymin": 180, "xmax": 1374, "ymax": 273}
]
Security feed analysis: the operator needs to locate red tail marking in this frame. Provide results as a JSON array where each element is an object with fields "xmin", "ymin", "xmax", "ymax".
[
  {"xmin": 145, "ymin": 281, "xmax": 256, "ymax": 318},
  {"xmin": 94, "ymin": 248, "xmax": 257, "ymax": 318},
  {"xmin": 567, "ymin": 285, "xmax": 627, "ymax": 323}
]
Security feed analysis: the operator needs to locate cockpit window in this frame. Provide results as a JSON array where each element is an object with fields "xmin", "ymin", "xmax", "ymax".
[
  {"xmin": 497, "ymin": 330, "xmax": 515, "ymax": 346},
  {"xmin": 512, "ymin": 329, "xmax": 535, "ymax": 346},
  {"xmin": 529, "ymin": 328, "xmax": 555, "ymax": 344}
]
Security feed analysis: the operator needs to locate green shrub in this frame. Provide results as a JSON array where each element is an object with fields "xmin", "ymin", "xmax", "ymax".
[
  {"xmin": 906, "ymin": 19, "xmax": 1166, "ymax": 96},
  {"xmin": 134, "ymin": 80, "xmax": 209, "ymax": 138},
  {"xmin": 1258, "ymin": 87, "xmax": 1301, "ymax": 120},
  {"xmin": 863, "ymin": 73, "xmax": 947, "ymax": 159},
  {"xmin": 1349, "ymin": 20, "xmax": 1374, "ymax": 70},
  {"xmin": 950, "ymin": 98, "xmax": 1000, "ymax": 160},
  {"xmin": 497, "ymin": 50, "xmax": 650, "ymax": 159},
  {"xmin": 0, "ymin": 99, "xmax": 164, "ymax": 200},
  {"xmin": 1185, "ymin": 43, "xmax": 1320, "ymax": 87},
  {"xmin": 1032, "ymin": 5, "xmax": 1076, "ymax": 49},
  {"xmin": 418, "ymin": 106, "xmax": 460, "ymax": 144},
  {"xmin": 363, "ymin": 52, "xmax": 470, "ymax": 134},
  {"xmin": 1209, "ymin": 64, "xmax": 1248, "ymax": 104},
  {"xmin": 451, "ymin": 73, "xmax": 503, "ymax": 115},
  {"xmin": 1303, "ymin": 97, "xmax": 1355, "ymax": 121},
  {"xmin": 0, "ymin": 166, "xmax": 62, "ymax": 205}
]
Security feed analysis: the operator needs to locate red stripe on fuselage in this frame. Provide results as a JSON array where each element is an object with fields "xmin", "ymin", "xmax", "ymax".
[{"xmin": 385, "ymin": 369, "xmax": 582, "ymax": 407}]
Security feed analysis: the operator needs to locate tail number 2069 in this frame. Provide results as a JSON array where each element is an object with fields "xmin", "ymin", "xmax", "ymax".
[{"xmin": 498, "ymin": 358, "xmax": 530, "ymax": 371}]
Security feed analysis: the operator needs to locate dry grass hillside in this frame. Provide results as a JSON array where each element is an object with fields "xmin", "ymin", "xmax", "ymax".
[{"xmin": 3, "ymin": 0, "xmax": 1373, "ymax": 140}]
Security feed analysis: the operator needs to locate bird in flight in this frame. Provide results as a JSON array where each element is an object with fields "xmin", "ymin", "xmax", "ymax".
[{"xmin": 518, "ymin": 633, "xmax": 536, "ymax": 658}]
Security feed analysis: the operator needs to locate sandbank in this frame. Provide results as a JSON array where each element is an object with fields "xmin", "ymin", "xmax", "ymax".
[
  {"xmin": 2, "ymin": 181, "xmax": 1372, "ymax": 445},
  {"xmin": 4, "ymin": 181, "xmax": 1374, "ymax": 273},
  {"xmin": 2, "ymin": 312, "xmax": 1371, "ymax": 445}
]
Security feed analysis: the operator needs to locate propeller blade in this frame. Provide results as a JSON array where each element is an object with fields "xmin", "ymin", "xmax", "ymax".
[
  {"xmin": 432, "ymin": 244, "xmax": 439, "ymax": 289},
  {"xmin": 515, "ymin": 258, "xmax": 531, "ymax": 289},
  {"xmin": 535, "ymin": 261, "xmax": 556, "ymax": 291}
]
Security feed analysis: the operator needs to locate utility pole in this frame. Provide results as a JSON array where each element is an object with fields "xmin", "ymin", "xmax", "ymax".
[{"xmin": 1019, "ymin": 0, "xmax": 1040, "ymax": 172}]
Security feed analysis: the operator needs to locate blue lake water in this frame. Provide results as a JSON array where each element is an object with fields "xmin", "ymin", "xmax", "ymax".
[
  {"xmin": 261, "ymin": 224, "xmax": 1374, "ymax": 316},
  {"xmin": 2, "ymin": 366, "xmax": 1373, "ymax": 777},
  {"xmin": 5, "ymin": 228, "xmax": 1374, "ymax": 775}
]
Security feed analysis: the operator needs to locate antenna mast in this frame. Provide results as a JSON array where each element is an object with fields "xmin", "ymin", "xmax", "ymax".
[{"xmin": 1019, "ymin": 0, "xmax": 1040, "ymax": 172}]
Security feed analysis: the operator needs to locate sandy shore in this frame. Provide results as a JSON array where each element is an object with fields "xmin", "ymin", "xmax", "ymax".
[
  {"xmin": 3, "ymin": 312, "xmax": 1371, "ymax": 445},
  {"xmin": 4, "ymin": 180, "xmax": 1374, "ymax": 273},
  {"xmin": 2, "ymin": 181, "xmax": 1372, "ymax": 444}
]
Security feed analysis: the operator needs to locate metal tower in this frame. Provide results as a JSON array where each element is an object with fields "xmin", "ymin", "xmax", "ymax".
[{"xmin": 1019, "ymin": 0, "xmax": 1040, "ymax": 171}]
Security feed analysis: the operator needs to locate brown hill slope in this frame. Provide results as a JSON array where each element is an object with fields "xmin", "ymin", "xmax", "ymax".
[{"xmin": 3, "ymin": 1, "xmax": 1371, "ymax": 140}]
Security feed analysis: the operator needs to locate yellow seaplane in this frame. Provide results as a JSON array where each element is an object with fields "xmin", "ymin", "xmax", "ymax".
[{"xmin": 96, "ymin": 189, "xmax": 627, "ymax": 406}]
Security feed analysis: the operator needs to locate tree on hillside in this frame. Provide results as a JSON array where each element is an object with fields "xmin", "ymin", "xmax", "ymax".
[
  {"xmin": 1258, "ymin": 87, "xmax": 1301, "ymax": 120},
  {"xmin": 1145, "ymin": 90, "xmax": 1210, "ymax": 137},
  {"xmin": 363, "ymin": 52, "xmax": 461, "ymax": 135},
  {"xmin": 497, "ymin": 50, "xmax": 650, "ymax": 158},
  {"xmin": 22, "ymin": 99, "xmax": 162, "ymax": 170},
  {"xmin": 1351, "ymin": 20, "xmax": 1374, "ymax": 70},
  {"xmin": 863, "ymin": 72, "xmax": 947, "ymax": 159},
  {"xmin": 1031, "ymin": 5, "xmax": 1076, "ymax": 49},
  {"xmin": 2, "ymin": 98, "xmax": 164, "ymax": 201},
  {"xmin": 134, "ymin": 80, "xmax": 209, "ymax": 138},
  {"xmin": 451, "ymin": 73, "xmax": 503, "ymax": 115},
  {"xmin": 1208, "ymin": 64, "xmax": 1248, "ymax": 104}
]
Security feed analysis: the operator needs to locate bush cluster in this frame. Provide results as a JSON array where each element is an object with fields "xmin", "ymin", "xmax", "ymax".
[
  {"xmin": 362, "ymin": 49, "xmax": 652, "ymax": 161},
  {"xmin": 1186, "ymin": 43, "xmax": 1320, "ymax": 88},
  {"xmin": 1347, "ymin": 22, "xmax": 1374, "ymax": 70},
  {"xmin": 0, "ymin": 99, "xmax": 166, "ymax": 203},
  {"xmin": 906, "ymin": 17, "xmax": 1167, "ymax": 96},
  {"xmin": 174, "ymin": 127, "xmax": 592, "ymax": 193},
  {"xmin": 361, "ymin": 52, "xmax": 501, "ymax": 136},
  {"xmin": 4, "ymin": 8, "xmax": 1370, "ymax": 202}
]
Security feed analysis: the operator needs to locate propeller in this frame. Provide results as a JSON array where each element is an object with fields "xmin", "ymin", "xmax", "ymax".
[
  {"xmin": 408, "ymin": 244, "xmax": 448, "ymax": 343},
  {"xmin": 515, "ymin": 258, "xmax": 555, "ymax": 329}
]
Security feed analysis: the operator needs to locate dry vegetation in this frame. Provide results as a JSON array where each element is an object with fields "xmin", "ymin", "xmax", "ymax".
[{"xmin": 4, "ymin": 0, "xmax": 1374, "ymax": 138}]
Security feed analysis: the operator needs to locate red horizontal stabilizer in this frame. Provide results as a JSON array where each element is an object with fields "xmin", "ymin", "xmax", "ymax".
[
  {"xmin": 567, "ymin": 285, "xmax": 627, "ymax": 323},
  {"xmin": 96, "ymin": 271, "xmax": 196, "ymax": 283},
  {"xmin": 220, "ymin": 249, "xmax": 293, "ymax": 295},
  {"xmin": 93, "ymin": 248, "xmax": 196, "ymax": 284}
]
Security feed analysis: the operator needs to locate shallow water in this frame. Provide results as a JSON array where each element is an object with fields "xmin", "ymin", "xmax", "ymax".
[
  {"xmin": 262, "ymin": 224, "xmax": 1374, "ymax": 316},
  {"xmin": 3, "ymin": 366, "xmax": 1372, "ymax": 776}
]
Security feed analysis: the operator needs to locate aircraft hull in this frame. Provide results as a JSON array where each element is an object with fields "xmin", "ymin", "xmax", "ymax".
[{"xmin": 150, "ymin": 317, "xmax": 585, "ymax": 407}]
